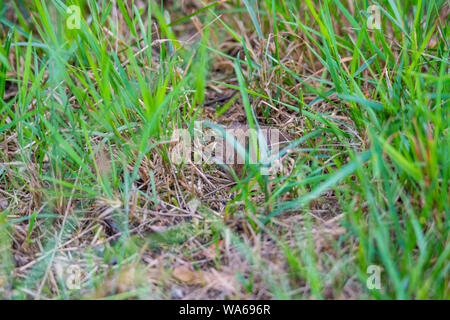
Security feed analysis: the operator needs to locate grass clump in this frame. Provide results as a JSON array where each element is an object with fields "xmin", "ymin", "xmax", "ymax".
[{"xmin": 0, "ymin": 0, "xmax": 448, "ymax": 299}]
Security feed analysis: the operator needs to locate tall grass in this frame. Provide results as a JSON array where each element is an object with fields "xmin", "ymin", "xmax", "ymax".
[{"xmin": 0, "ymin": 0, "xmax": 448, "ymax": 299}]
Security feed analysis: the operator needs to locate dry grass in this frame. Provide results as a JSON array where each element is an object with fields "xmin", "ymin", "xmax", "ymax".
[{"xmin": 0, "ymin": 0, "xmax": 448, "ymax": 299}]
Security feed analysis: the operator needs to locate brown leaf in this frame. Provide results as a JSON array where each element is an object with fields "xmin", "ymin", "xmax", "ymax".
[
  {"xmin": 172, "ymin": 265, "xmax": 203, "ymax": 285},
  {"xmin": 203, "ymin": 269, "xmax": 236, "ymax": 295},
  {"xmin": 202, "ymin": 240, "xmax": 224, "ymax": 260}
]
